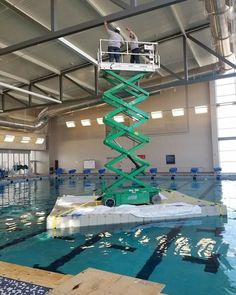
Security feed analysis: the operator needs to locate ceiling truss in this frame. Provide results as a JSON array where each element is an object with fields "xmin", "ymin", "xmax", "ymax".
[{"xmin": 0, "ymin": 0, "xmax": 235, "ymax": 114}]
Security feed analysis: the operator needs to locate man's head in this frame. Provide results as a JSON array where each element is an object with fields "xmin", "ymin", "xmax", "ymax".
[{"xmin": 115, "ymin": 27, "xmax": 121, "ymax": 34}]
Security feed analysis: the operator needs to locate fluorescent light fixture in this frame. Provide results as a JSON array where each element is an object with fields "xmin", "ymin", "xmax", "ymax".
[
  {"xmin": 35, "ymin": 137, "xmax": 45, "ymax": 144},
  {"xmin": 66, "ymin": 121, "xmax": 76, "ymax": 128},
  {"xmin": 114, "ymin": 115, "xmax": 124, "ymax": 122},
  {"xmin": 97, "ymin": 117, "xmax": 104, "ymax": 125},
  {"xmin": 151, "ymin": 111, "xmax": 163, "ymax": 119},
  {"xmin": 195, "ymin": 105, "xmax": 208, "ymax": 114},
  {"xmin": 81, "ymin": 119, "xmax": 91, "ymax": 126},
  {"xmin": 21, "ymin": 136, "xmax": 31, "ymax": 143},
  {"xmin": 172, "ymin": 108, "xmax": 184, "ymax": 117},
  {"xmin": 0, "ymin": 82, "xmax": 62, "ymax": 104},
  {"xmin": 4, "ymin": 135, "xmax": 15, "ymax": 142}
]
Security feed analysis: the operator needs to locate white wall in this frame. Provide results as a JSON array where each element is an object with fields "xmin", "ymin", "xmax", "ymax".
[
  {"xmin": 30, "ymin": 150, "xmax": 49, "ymax": 175},
  {"xmin": 49, "ymin": 82, "xmax": 214, "ymax": 173}
]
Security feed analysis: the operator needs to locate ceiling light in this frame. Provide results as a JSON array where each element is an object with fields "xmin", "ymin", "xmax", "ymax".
[
  {"xmin": 172, "ymin": 108, "xmax": 184, "ymax": 117},
  {"xmin": 97, "ymin": 118, "xmax": 104, "ymax": 125},
  {"xmin": 66, "ymin": 121, "xmax": 76, "ymax": 128},
  {"xmin": 195, "ymin": 105, "xmax": 208, "ymax": 114},
  {"xmin": 81, "ymin": 119, "xmax": 91, "ymax": 126},
  {"xmin": 4, "ymin": 135, "xmax": 15, "ymax": 142},
  {"xmin": 21, "ymin": 136, "xmax": 31, "ymax": 143},
  {"xmin": 35, "ymin": 138, "xmax": 45, "ymax": 144},
  {"xmin": 151, "ymin": 111, "xmax": 163, "ymax": 119},
  {"xmin": 114, "ymin": 115, "xmax": 124, "ymax": 122}
]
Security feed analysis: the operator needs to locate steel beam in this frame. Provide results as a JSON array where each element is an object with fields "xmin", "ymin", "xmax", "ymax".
[
  {"xmin": 160, "ymin": 64, "xmax": 183, "ymax": 80},
  {"xmin": 5, "ymin": 93, "xmax": 28, "ymax": 106},
  {"xmin": 183, "ymin": 36, "xmax": 188, "ymax": 80},
  {"xmin": 28, "ymin": 84, "xmax": 32, "ymax": 106},
  {"xmin": 59, "ymin": 75, "xmax": 63, "ymax": 101},
  {"xmin": 32, "ymin": 84, "xmax": 58, "ymax": 100},
  {"xmin": 187, "ymin": 34, "xmax": 236, "ymax": 69},
  {"xmin": 64, "ymin": 74, "xmax": 95, "ymax": 96},
  {"xmin": 51, "ymin": 0, "xmax": 57, "ymax": 31},
  {"xmin": 147, "ymin": 71, "xmax": 236, "ymax": 92},
  {"xmin": 1, "ymin": 94, "xmax": 5, "ymax": 111},
  {"xmin": 0, "ymin": 0, "xmax": 186, "ymax": 56},
  {"xmin": 2, "ymin": 0, "xmax": 97, "ymax": 66},
  {"xmin": 130, "ymin": 0, "xmax": 137, "ymax": 7},
  {"xmin": 157, "ymin": 23, "xmax": 210, "ymax": 44},
  {"xmin": 0, "ymin": 69, "xmax": 29, "ymax": 84},
  {"xmin": 110, "ymin": 0, "xmax": 129, "ymax": 9},
  {"xmin": 170, "ymin": 5, "xmax": 202, "ymax": 66},
  {"xmin": 94, "ymin": 65, "xmax": 99, "ymax": 96}
]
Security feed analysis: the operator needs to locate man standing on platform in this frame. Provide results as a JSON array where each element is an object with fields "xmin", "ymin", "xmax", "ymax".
[
  {"xmin": 104, "ymin": 21, "xmax": 124, "ymax": 62},
  {"xmin": 126, "ymin": 27, "xmax": 140, "ymax": 64}
]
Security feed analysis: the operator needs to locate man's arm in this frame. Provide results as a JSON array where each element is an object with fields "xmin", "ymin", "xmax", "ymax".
[
  {"xmin": 126, "ymin": 27, "xmax": 137, "ymax": 39},
  {"xmin": 104, "ymin": 21, "xmax": 109, "ymax": 32}
]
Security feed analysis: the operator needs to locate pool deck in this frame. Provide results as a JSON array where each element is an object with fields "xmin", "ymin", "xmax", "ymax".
[
  {"xmin": 0, "ymin": 262, "xmax": 166, "ymax": 294},
  {"xmin": 47, "ymin": 189, "xmax": 227, "ymax": 232}
]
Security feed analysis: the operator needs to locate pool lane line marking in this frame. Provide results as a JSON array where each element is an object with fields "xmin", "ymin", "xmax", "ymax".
[
  {"xmin": 109, "ymin": 244, "xmax": 136, "ymax": 252},
  {"xmin": 182, "ymin": 254, "xmax": 220, "ymax": 273},
  {"xmin": 136, "ymin": 226, "xmax": 182, "ymax": 280},
  {"xmin": 198, "ymin": 183, "xmax": 217, "ymax": 200},
  {"xmin": 0, "ymin": 230, "xmax": 45, "ymax": 251},
  {"xmin": 34, "ymin": 234, "xmax": 103, "ymax": 272}
]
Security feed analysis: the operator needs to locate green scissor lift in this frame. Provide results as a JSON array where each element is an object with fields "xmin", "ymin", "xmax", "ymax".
[{"xmin": 101, "ymin": 70, "xmax": 160, "ymax": 207}]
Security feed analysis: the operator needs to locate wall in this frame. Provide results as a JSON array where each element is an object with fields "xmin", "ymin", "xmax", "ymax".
[
  {"xmin": 49, "ymin": 82, "xmax": 214, "ymax": 173},
  {"xmin": 30, "ymin": 150, "xmax": 49, "ymax": 175}
]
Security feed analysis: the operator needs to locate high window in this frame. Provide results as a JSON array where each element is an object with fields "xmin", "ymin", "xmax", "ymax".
[{"xmin": 215, "ymin": 76, "xmax": 236, "ymax": 173}]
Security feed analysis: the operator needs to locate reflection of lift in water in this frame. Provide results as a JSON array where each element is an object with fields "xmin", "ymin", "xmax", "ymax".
[{"xmin": 98, "ymin": 40, "xmax": 161, "ymax": 207}]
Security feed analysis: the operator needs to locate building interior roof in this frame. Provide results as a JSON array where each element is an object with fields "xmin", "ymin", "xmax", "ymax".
[{"xmin": 0, "ymin": 0, "xmax": 235, "ymax": 129}]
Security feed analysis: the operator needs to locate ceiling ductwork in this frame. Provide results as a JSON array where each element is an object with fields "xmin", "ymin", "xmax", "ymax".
[
  {"xmin": 205, "ymin": 0, "xmax": 235, "ymax": 70},
  {"xmin": 0, "ymin": 97, "xmax": 102, "ymax": 132},
  {"xmin": 0, "ymin": 63, "xmax": 220, "ymax": 132}
]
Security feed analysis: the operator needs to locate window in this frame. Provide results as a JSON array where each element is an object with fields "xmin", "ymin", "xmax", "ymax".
[{"xmin": 215, "ymin": 76, "xmax": 236, "ymax": 173}]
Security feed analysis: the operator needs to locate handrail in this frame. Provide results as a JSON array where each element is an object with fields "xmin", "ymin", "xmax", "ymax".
[{"xmin": 98, "ymin": 38, "xmax": 159, "ymax": 65}]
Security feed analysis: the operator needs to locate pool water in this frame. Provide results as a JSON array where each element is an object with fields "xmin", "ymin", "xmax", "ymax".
[{"xmin": 0, "ymin": 176, "xmax": 236, "ymax": 295}]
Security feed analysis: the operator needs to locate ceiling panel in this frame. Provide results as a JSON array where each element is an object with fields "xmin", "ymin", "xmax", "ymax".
[
  {"xmin": 0, "ymin": 53, "xmax": 52, "ymax": 82},
  {"xmin": 0, "ymin": 2, "xmax": 46, "ymax": 44},
  {"xmin": 22, "ymin": 39, "xmax": 86, "ymax": 71}
]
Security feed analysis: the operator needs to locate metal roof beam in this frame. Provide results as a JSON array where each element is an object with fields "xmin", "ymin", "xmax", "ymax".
[
  {"xmin": 2, "ymin": 0, "xmax": 97, "ymax": 66},
  {"xmin": 187, "ymin": 34, "xmax": 236, "ymax": 69},
  {"xmin": 170, "ymin": 5, "xmax": 202, "ymax": 66},
  {"xmin": 51, "ymin": 0, "xmax": 57, "ymax": 31},
  {"xmin": 160, "ymin": 64, "xmax": 183, "ymax": 80},
  {"xmin": 0, "ymin": 41, "xmax": 60, "ymax": 74},
  {"xmin": 64, "ymin": 74, "xmax": 95, "ymax": 96},
  {"xmin": 0, "ymin": 70, "xmax": 30, "ymax": 84},
  {"xmin": 32, "ymin": 84, "xmax": 58, "ymax": 101},
  {"xmin": 148, "ymin": 72, "xmax": 236, "ymax": 92},
  {"xmin": 5, "ymin": 93, "xmax": 28, "ymax": 106},
  {"xmin": 0, "ymin": 0, "xmax": 186, "ymax": 56},
  {"xmin": 110, "ymin": 0, "xmax": 129, "ymax": 9}
]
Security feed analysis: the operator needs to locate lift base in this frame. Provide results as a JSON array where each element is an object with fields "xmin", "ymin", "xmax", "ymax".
[{"xmin": 102, "ymin": 187, "xmax": 161, "ymax": 207}]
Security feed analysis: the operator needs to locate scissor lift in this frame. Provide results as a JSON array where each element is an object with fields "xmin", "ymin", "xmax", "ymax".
[{"xmin": 98, "ymin": 40, "xmax": 161, "ymax": 207}]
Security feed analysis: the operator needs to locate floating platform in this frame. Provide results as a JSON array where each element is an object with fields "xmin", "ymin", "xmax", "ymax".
[
  {"xmin": 47, "ymin": 190, "xmax": 227, "ymax": 231},
  {"xmin": 0, "ymin": 262, "xmax": 165, "ymax": 295}
]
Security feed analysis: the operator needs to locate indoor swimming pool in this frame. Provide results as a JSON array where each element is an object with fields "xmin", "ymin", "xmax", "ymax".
[{"xmin": 0, "ymin": 176, "xmax": 236, "ymax": 295}]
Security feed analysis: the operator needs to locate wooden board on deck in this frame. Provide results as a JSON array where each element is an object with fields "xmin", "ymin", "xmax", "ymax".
[
  {"xmin": 0, "ymin": 261, "xmax": 71, "ymax": 288},
  {"xmin": 49, "ymin": 267, "xmax": 165, "ymax": 295}
]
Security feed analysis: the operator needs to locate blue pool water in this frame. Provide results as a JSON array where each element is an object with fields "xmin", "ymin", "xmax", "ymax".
[{"xmin": 0, "ymin": 176, "xmax": 236, "ymax": 295}]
